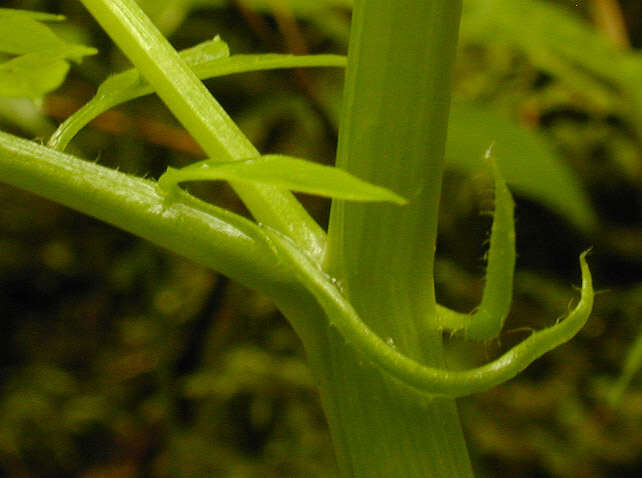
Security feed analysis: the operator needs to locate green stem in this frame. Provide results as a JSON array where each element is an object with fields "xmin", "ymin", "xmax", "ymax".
[
  {"xmin": 0, "ymin": 130, "xmax": 293, "ymax": 297},
  {"xmin": 308, "ymin": 0, "xmax": 473, "ymax": 476},
  {"xmin": 78, "ymin": 0, "xmax": 326, "ymax": 262}
]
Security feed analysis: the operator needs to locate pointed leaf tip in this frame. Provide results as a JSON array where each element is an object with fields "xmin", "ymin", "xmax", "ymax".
[{"xmin": 159, "ymin": 154, "xmax": 408, "ymax": 205}]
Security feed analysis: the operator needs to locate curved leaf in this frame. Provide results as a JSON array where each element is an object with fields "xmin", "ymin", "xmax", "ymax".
[
  {"xmin": 437, "ymin": 147, "xmax": 515, "ymax": 341},
  {"xmin": 47, "ymin": 33, "xmax": 345, "ymax": 151}
]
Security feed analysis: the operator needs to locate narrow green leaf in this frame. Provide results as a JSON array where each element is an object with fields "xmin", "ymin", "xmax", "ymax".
[
  {"xmin": 159, "ymin": 155, "xmax": 407, "ymax": 204},
  {"xmin": 47, "ymin": 36, "xmax": 228, "ymax": 150},
  {"xmin": 437, "ymin": 146, "xmax": 515, "ymax": 341},
  {"xmin": 190, "ymin": 53, "xmax": 345, "ymax": 79},
  {"xmin": 47, "ymin": 34, "xmax": 344, "ymax": 151}
]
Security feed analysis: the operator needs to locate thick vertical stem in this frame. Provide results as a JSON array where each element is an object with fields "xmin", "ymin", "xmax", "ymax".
[{"xmin": 309, "ymin": 0, "xmax": 474, "ymax": 476}]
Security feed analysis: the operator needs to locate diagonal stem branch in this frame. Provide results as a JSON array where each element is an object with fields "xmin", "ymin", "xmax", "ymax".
[
  {"xmin": 0, "ymin": 130, "xmax": 294, "ymax": 297},
  {"xmin": 79, "ymin": 0, "xmax": 326, "ymax": 262}
]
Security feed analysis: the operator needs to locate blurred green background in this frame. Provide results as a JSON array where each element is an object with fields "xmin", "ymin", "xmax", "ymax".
[{"xmin": 0, "ymin": 1, "xmax": 641, "ymax": 476}]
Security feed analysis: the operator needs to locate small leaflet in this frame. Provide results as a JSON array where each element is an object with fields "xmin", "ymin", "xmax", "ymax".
[{"xmin": 0, "ymin": 9, "xmax": 96, "ymax": 98}]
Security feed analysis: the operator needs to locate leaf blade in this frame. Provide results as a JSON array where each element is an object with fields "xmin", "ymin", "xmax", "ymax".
[
  {"xmin": 159, "ymin": 154, "xmax": 407, "ymax": 204},
  {"xmin": 437, "ymin": 147, "xmax": 516, "ymax": 341},
  {"xmin": 0, "ymin": 10, "xmax": 96, "ymax": 99},
  {"xmin": 0, "ymin": 53, "xmax": 70, "ymax": 98}
]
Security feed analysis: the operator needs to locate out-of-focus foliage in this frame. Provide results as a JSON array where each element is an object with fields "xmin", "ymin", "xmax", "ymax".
[
  {"xmin": 609, "ymin": 325, "xmax": 642, "ymax": 405},
  {"xmin": 0, "ymin": 8, "xmax": 95, "ymax": 98},
  {"xmin": 447, "ymin": 102, "xmax": 597, "ymax": 232},
  {"xmin": 0, "ymin": 0, "xmax": 640, "ymax": 477}
]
